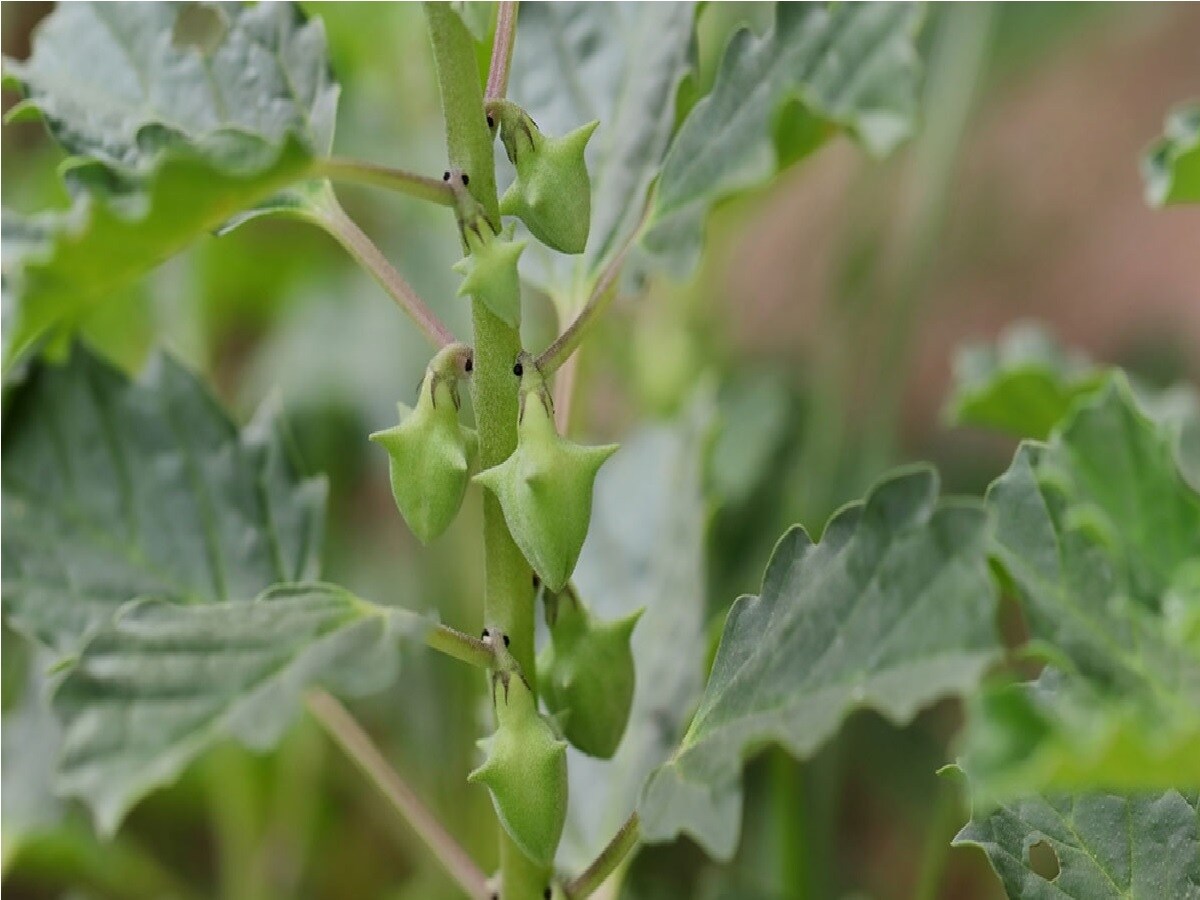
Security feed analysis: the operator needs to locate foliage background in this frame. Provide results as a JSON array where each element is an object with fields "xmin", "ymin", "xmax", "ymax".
[{"xmin": 2, "ymin": 3, "xmax": 1197, "ymax": 898}]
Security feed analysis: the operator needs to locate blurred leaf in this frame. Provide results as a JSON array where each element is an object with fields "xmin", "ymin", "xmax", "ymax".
[
  {"xmin": 945, "ymin": 322, "xmax": 1106, "ymax": 441},
  {"xmin": 2, "ymin": 656, "xmax": 65, "ymax": 867},
  {"xmin": 953, "ymin": 787, "xmax": 1200, "ymax": 899},
  {"xmin": 506, "ymin": 2, "xmax": 698, "ymax": 296},
  {"xmin": 643, "ymin": 3, "xmax": 924, "ymax": 278},
  {"xmin": 639, "ymin": 466, "xmax": 999, "ymax": 860},
  {"xmin": 960, "ymin": 377, "xmax": 1200, "ymax": 797},
  {"xmin": 1, "ymin": 345, "xmax": 326, "ymax": 656},
  {"xmin": 2, "ymin": 1, "xmax": 338, "ymax": 364},
  {"xmin": 53, "ymin": 582, "xmax": 425, "ymax": 836},
  {"xmin": 1142, "ymin": 102, "xmax": 1200, "ymax": 206},
  {"xmin": 559, "ymin": 390, "xmax": 713, "ymax": 869}
]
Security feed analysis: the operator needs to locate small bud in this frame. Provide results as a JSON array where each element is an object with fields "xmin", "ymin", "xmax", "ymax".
[
  {"xmin": 452, "ymin": 222, "xmax": 526, "ymax": 330},
  {"xmin": 369, "ymin": 345, "xmax": 476, "ymax": 544},
  {"xmin": 491, "ymin": 101, "xmax": 596, "ymax": 255},
  {"xmin": 475, "ymin": 362, "xmax": 617, "ymax": 591},
  {"xmin": 539, "ymin": 586, "xmax": 642, "ymax": 759},
  {"xmin": 469, "ymin": 673, "xmax": 568, "ymax": 866}
]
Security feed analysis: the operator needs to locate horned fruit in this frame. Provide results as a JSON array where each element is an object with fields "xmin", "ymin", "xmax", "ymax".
[{"xmin": 369, "ymin": 344, "xmax": 475, "ymax": 544}]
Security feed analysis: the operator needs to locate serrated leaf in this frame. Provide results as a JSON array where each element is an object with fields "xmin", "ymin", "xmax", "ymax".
[
  {"xmin": 2, "ymin": 2, "xmax": 338, "ymax": 364},
  {"xmin": 53, "ymin": 582, "xmax": 425, "ymax": 836},
  {"xmin": 2, "ymin": 655, "xmax": 65, "ymax": 865},
  {"xmin": 558, "ymin": 390, "xmax": 712, "ymax": 869},
  {"xmin": 1142, "ymin": 103, "xmax": 1200, "ymax": 206},
  {"xmin": 505, "ymin": 2, "xmax": 697, "ymax": 296},
  {"xmin": 639, "ymin": 465, "xmax": 999, "ymax": 860},
  {"xmin": 3, "ymin": 2, "xmax": 336, "ymax": 180},
  {"xmin": 953, "ymin": 787, "xmax": 1200, "ymax": 900},
  {"xmin": 1, "ymin": 345, "xmax": 326, "ymax": 656},
  {"xmin": 961, "ymin": 376, "xmax": 1200, "ymax": 798},
  {"xmin": 642, "ymin": 3, "xmax": 924, "ymax": 278},
  {"xmin": 945, "ymin": 322, "xmax": 1106, "ymax": 441}
]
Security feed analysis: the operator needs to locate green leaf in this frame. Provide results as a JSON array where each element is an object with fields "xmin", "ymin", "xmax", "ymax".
[
  {"xmin": 945, "ymin": 322, "xmax": 1107, "ymax": 440},
  {"xmin": 4, "ymin": 2, "xmax": 336, "ymax": 180},
  {"xmin": 643, "ymin": 3, "xmax": 924, "ymax": 278},
  {"xmin": 1142, "ymin": 103, "xmax": 1200, "ymax": 206},
  {"xmin": 1, "ymin": 345, "xmax": 326, "ymax": 656},
  {"xmin": 505, "ymin": 2, "xmax": 697, "ymax": 296},
  {"xmin": 559, "ymin": 391, "xmax": 713, "ymax": 870},
  {"xmin": 2, "ymin": 2, "xmax": 337, "ymax": 364},
  {"xmin": 961, "ymin": 376, "xmax": 1200, "ymax": 797},
  {"xmin": 53, "ymin": 582, "xmax": 425, "ymax": 836},
  {"xmin": 2, "ymin": 655, "xmax": 65, "ymax": 865},
  {"xmin": 953, "ymin": 787, "xmax": 1200, "ymax": 899},
  {"xmin": 639, "ymin": 465, "xmax": 999, "ymax": 860}
]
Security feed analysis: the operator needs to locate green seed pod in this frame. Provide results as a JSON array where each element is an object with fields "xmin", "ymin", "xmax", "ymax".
[
  {"xmin": 469, "ymin": 672, "xmax": 568, "ymax": 866},
  {"xmin": 369, "ymin": 345, "xmax": 475, "ymax": 544},
  {"xmin": 475, "ymin": 363, "xmax": 618, "ymax": 591},
  {"xmin": 539, "ymin": 585, "xmax": 642, "ymax": 759},
  {"xmin": 491, "ymin": 100, "xmax": 597, "ymax": 255},
  {"xmin": 452, "ymin": 221, "xmax": 525, "ymax": 331}
]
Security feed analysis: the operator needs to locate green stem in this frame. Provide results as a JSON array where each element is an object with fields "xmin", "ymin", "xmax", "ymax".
[
  {"xmin": 427, "ymin": 622, "xmax": 495, "ymax": 669},
  {"xmin": 485, "ymin": 2, "xmax": 519, "ymax": 101},
  {"xmin": 426, "ymin": 5, "xmax": 548, "ymax": 896},
  {"xmin": 565, "ymin": 813, "xmax": 641, "ymax": 899},
  {"xmin": 307, "ymin": 188, "xmax": 457, "ymax": 348},
  {"xmin": 205, "ymin": 744, "xmax": 267, "ymax": 900},
  {"xmin": 316, "ymin": 157, "xmax": 456, "ymax": 206},
  {"xmin": 307, "ymin": 690, "xmax": 490, "ymax": 899},
  {"xmin": 535, "ymin": 202, "xmax": 648, "ymax": 375},
  {"xmin": 913, "ymin": 780, "xmax": 958, "ymax": 900}
]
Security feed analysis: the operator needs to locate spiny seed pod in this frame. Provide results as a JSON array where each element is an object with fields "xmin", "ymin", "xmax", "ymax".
[
  {"xmin": 369, "ymin": 345, "xmax": 475, "ymax": 544},
  {"xmin": 539, "ymin": 585, "xmax": 642, "ymax": 759},
  {"xmin": 469, "ymin": 672, "xmax": 568, "ymax": 866},
  {"xmin": 453, "ymin": 220, "xmax": 526, "ymax": 331},
  {"xmin": 475, "ymin": 360, "xmax": 617, "ymax": 591},
  {"xmin": 490, "ymin": 100, "xmax": 597, "ymax": 255}
]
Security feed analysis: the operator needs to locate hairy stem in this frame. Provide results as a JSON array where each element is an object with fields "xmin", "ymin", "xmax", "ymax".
[
  {"xmin": 427, "ymin": 622, "xmax": 495, "ymax": 669},
  {"xmin": 485, "ymin": 1, "xmax": 519, "ymax": 101},
  {"xmin": 308, "ymin": 190, "xmax": 457, "ymax": 347},
  {"xmin": 307, "ymin": 690, "xmax": 489, "ymax": 899},
  {"xmin": 427, "ymin": 4, "xmax": 548, "ymax": 896},
  {"xmin": 535, "ymin": 203, "xmax": 649, "ymax": 375},
  {"xmin": 317, "ymin": 157, "xmax": 456, "ymax": 206},
  {"xmin": 566, "ymin": 813, "xmax": 641, "ymax": 899}
]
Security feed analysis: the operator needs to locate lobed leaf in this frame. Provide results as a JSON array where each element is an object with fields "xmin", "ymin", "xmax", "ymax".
[
  {"xmin": 960, "ymin": 376, "xmax": 1200, "ymax": 798},
  {"xmin": 2, "ymin": 2, "xmax": 338, "ymax": 364},
  {"xmin": 1142, "ymin": 103, "xmax": 1200, "ymax": 206},
  {"xmin": 639, "ymin": 465, "xmax": 999, "ymax": 860},
  {"xmin": 2, "ymin": 345, "xmax": 326, "ymax": 656},
  {"xmin": 945, "ymin": 322, "xmax": 1106, "ymax": 441},
  {"xmin": 953, "ymin": 787, "xmax": 1200, "ymax": 899},
  {"xmin": 53, "ymin": 583, "xmax": 425, "ymax": 836},
  {"xmin": 642, "ymin": 3, "xmax": 924, "ymax": 279},
  {"xmin": 558, "ymin": 390, "xmax": 713, "ymax": 869}
]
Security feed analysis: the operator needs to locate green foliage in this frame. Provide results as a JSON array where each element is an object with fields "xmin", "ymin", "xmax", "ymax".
[
  {"xmin": 959, "ymin": 377, "xmax": 1200, "ymax": 797},
  {"xmin": 55, "ymin": 583, "xmax": 424, "ymax": 836},
  {"xmin": 639, "ymin": 466, "xmax": 999, "ymax": 860},
  {"xmin": 2, "ymin": 2, "xmax": 338, "ymax": 366},
  {"xmin": 642, "ymin": 3, "xmax": 924, "ymax": 277},
  {"xmin": 1, "ymin": 346, "xmax": 325, "ymax": 655},
  {"xmin": 1142, "ymin": 102, "xmax": 1200, "ymax": 206},
  {"xmin": 953, "ymin": 789, "xmax": 1200, "ymax": 899},
  {"xmin": 945, "ymin": 322, "xmax": 1106, "ymax": 440}
]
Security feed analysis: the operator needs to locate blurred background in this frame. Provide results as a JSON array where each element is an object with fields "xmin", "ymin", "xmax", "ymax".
[{"xmin": 3, "ymin": 3, "xmax": 1198, "ymax": 899}]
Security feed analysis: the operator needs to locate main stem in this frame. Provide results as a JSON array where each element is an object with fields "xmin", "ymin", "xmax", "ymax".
[{"xmin": 425, "ymin": 5, "xmax": 545, "ymax": 897}]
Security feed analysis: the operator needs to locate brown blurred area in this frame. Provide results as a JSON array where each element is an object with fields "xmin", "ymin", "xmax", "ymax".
[{"xmin": 728, "ymin": 3, "xmax": 1199, "ymax": 442}]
